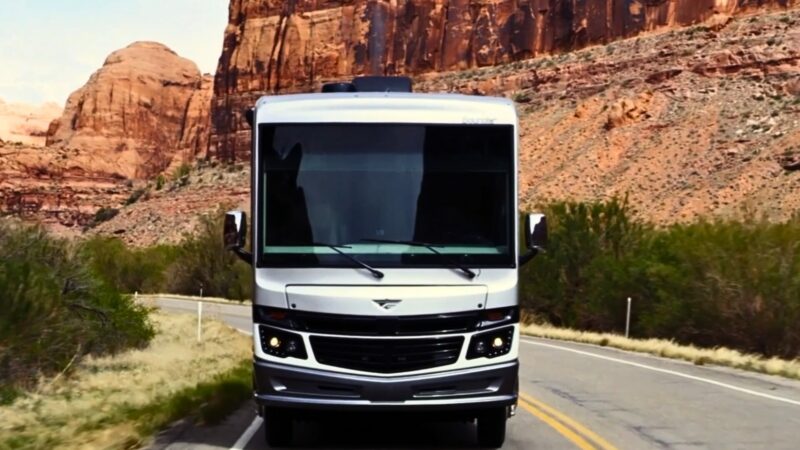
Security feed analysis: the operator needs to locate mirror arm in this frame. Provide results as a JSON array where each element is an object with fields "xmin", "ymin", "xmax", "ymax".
[
  {"xmin": 233, "ymin": 248, "xmax": 253, "ymax": 265},
  {"xmin": 519, "ymin": 249, "xmax": 537, "ymax": 266},
  {"xmin": 518, "ymin": 247, "xmax": 544, "ymax": 266}
]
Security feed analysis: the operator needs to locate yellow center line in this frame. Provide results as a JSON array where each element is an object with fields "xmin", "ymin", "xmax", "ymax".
[
  {"xmin": 518, "ymin": 397, "xmax": 597, "ymax": 450},
  {"xmin": 519, "ymin": 391, "xmax": 619, "ymax": 450}
]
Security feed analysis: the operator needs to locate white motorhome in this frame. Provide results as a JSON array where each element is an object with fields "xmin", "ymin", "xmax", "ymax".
[{"xmin": 224, "ymin": 76, "xmax": 547, "ymax": 448}]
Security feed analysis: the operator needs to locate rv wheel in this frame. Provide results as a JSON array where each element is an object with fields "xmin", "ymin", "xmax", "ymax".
[
  {"xmin": 477, "ymin": 408, "xmax": 507, "ymax": 448},
  {"xmin": 264, "ymin": 408, "xmax": 293, "ymax": 447}
]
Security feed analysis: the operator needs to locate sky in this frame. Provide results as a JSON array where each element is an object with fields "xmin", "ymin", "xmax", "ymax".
[{"xmin": 0, "ymin": 0, "xmax": 229, "ymax": 105}]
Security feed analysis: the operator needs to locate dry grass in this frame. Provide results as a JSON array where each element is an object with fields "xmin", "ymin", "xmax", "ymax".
[
  {"xmin": 0, "ymin": 311, "xmax": 251, "ymax": 449},
  {"xmin": 520, "ymin": 322, "xmax": 800, "ymax": 380},
  {"xmin": 136, "ymin": 293, "xmax": 249, "ymax": 306}
]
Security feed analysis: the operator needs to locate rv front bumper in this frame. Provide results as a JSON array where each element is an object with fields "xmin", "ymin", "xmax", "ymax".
[{"xmin": 253, "ymin": 359, "xmax": 518, "ymax": 413}]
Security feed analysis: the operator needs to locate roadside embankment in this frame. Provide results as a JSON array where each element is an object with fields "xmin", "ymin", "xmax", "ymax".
[
  {"xmin": 0, "ymin": 311, "xmax": 251, "ymax": 450},
  {"xmin": 521, "ymin": 323, "xmax": 800, "ymax": 380}
]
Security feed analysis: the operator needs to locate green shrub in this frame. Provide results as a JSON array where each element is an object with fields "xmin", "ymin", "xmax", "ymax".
[
  {"xmin": 520, "ymin": 199, "xmax": 800, "ymax": 358},
  {"xmin": 172, "ymin": 163, "xmax": 192, "ymax": 181},
  {"xmin": 81, "ymin": 209, "xmax": 250, "ymax": 300},
  {"xmin": 165, "ymin": 210, "xmax": 252, "ymax": 301},
  {"xmin": 81, "ymin": 237, "xmax": 178, "ymax": 294},
  {"xmin": 0, "ymin": 220, "xmax": 154, "ymax": 389},
  {"xmin": 125, "ymin": 188, "xmax": 147, "ymax": 205},
  {"xmin": 155, "ymin": 174, "xmax": 166, "ymax": 190},
  {"xmin": 90, "ymin": 207, "xmax": 119, "ymax": 226}
]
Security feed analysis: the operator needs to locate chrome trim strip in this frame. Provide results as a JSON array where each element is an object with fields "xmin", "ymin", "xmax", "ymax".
[{"xmin": 255, "ymin": 393, "xmax": 516, "ymax": 407}]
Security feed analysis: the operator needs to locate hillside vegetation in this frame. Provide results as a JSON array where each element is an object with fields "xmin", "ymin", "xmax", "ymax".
[
  {"xmin": 520, "ymin": 199, "xmax": 800, "ymax": 359},
  {"xmin": 82, "ymin": 210, "xmax": 251, "ymax": 301},
  {"xmin": 0, "ymin": 312, "xmax": 251, "ymax": 449},
  {"xmin": 0, "ymin": 220, "xmax": 153, "ymax": 403},
  {"xmin": 79, "ymin": 201, "xmax": 800, "ymax": 359}
]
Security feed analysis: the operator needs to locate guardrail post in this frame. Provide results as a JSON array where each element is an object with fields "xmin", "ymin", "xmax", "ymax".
[
  {"xmin": 625, "ymin": 297, "xmax": 632, "ymax": 338},
  {"xmin": 197, "ymin": 301, "xmax": 203, "ymax": 343}
]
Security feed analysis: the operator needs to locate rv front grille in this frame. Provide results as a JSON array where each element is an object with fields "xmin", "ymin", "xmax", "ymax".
[
  {"xmin": 290, "ymin": 310, "xmax": 480, "ymax": 336},
  {"xmin": 310, "ymin": 335, "xmax": 464, "ymax": 373}
]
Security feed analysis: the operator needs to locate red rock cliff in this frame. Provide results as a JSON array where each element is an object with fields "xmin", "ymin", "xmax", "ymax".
[
  {"xmin": 209, "ymin": 0, "xmax": 796, "ymax": 161},
  {"xmin": 46, "ymin": 42, "xmax": 212, "ymax": 179}
]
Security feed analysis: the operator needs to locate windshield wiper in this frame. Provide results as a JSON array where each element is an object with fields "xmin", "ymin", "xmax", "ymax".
[
  {"xmin": 312, "ymin": 242, "xmax": 384, "ymax": 279},
  {"xmin": 360, "ymin": 238, "xmax": 476, "ymax": 279}
]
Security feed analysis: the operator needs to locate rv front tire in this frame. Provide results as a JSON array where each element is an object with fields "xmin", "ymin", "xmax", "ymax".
[
  {"xmin": 264, "ymin": 408, "xmax": 293, "ymax": 447},
  {"xmin": 477, "ymin": 408, "xmax": 507, "ymax": 448}
]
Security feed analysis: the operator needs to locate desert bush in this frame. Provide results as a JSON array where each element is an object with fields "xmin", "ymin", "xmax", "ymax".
[
  {"xmin": 520, "ymin": 199, "xmax": 800, "ymax": 358},
  {"xmin": 125, "ymin": 187, "xmax": 147, "ymax": 205},
  {"xmin": 81, "ymin": 237, "xmax": 178, "ymax": 294},
  {"xmin": 172, "ymin": 162, "xmax": 192, "ymax": 181},
  {"xmin": 81, "ymin": 210, "xmax": 250, "ymax": 300},
  {"xmin": 0, "ymin": 220, "xmax": 153, "ymax": 395},
  {"xmin": 519, "ymin": 198, "xmax": 649, "ymax": 329},
  {"xmin": 85, "ymin": 206, "xmax": 119, "ymax": 229},
  {"xmin": 165, "ymin": 210, "xmax": 252, "ymax": 301}
]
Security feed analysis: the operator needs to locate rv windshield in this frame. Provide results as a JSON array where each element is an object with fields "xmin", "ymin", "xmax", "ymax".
[{"xmin": 257, "ymin": 123, "xmax": 514, "ymax": 268}]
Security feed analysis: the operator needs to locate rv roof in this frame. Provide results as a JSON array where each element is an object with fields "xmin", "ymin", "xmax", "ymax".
[{"xmin": 254, "ymin": 92, "xmax": 517, "ymax": 126}]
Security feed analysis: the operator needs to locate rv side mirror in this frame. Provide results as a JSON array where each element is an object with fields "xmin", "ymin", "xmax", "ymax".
[
  {"xmin": 224, "ymin": 211, "xmax": 247, "ymax": 250},
  {"xmin": 520, "ymin": 213, "xmax": 547, "ymax": 266},
  {"xmin": 524, "ymin": 213, "xmax": 547, "ymax": 250},
  {"xmin": 224, "ymin": 211, "xmax": 252, "ymax": 264}
]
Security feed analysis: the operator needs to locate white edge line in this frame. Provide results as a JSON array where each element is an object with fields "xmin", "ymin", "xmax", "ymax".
[
  {"xmin": 229, "ymin": 416, "xmax": 263, "ymax": 450},
  {"xmin": 522, "ymin": 339, "xmax": 800, "ymax": 407}
]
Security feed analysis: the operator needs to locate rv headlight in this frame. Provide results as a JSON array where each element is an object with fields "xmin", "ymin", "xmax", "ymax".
[
  {"xmin": 467, "ymin": 326, "xmax": 514, "ymax": 360},
  {"xmin": 259, "ymin": 325, "xmax": 307, "ymax": 359}
]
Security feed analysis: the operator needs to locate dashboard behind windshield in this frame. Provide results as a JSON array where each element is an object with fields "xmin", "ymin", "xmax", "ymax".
[{"xmin": 257, "ymin": 123, "xmax": 514, "ymax": 268}]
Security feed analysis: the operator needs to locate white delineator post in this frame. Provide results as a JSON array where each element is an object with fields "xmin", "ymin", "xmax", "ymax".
[
  {"xmin": 625, "ymin": 297, "xmax": 632, "ymax": 338},
  {"xmin": 197, "ymin": 301, "xmax": 203, "ymax": 343}
]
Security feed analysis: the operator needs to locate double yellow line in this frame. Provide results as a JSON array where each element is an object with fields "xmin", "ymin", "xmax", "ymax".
[{"xmin": 518, "ymin": 392, "xmax": 618, "ymax": 450}]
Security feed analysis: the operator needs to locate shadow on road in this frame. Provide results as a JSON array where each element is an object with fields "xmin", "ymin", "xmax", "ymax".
[{"xmin": 267, "ymin": 415, "xmax": 480, "ymax": 449}]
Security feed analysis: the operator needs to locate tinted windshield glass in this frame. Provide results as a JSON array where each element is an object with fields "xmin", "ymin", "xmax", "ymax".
[{"xmin": 258, "ymin": 123, "xmax": 514, "ymax": 267}]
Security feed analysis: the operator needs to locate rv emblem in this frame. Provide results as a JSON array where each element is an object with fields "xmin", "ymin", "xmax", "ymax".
[{"xmin": 373, "ymin": 299, "xmax": 402, "ymax": 311}]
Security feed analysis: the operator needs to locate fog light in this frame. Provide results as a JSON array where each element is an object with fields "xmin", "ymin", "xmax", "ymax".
[
  {"xmin": 474, "ymin": 340, "xmax": 487, "ymax": 355},
  {"xmin": 285, "ymin": 340, "xmax": 298, "ymax": 354},
  {"xmin": 492, "ymin": 337, "xmax": 504, "ymax": 349},
  {"xmin": 269, "ymin": 336, "xmax": 281, "ymax": 348}
]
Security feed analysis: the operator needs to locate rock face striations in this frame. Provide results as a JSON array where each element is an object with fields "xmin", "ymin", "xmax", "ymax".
[
  {"xmin": 210, "ymin": 0, "xmax": 797, "ymax": 161},
  {"xmin": 1, "ymin": 43, "xmax": 214, "ymax": 232},
  {"xmin": 46, "ymin": 42, "xmax": 212, "ymax": 179}
]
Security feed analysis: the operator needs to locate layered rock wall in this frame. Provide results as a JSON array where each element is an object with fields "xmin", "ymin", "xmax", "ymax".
[
  {"xmin": 46, "ymin": 42, "xmax": 212, "ymax": 179},
  {"xmin": 210, "ymin": 0, "xmax": 797, "ymax": 161}
]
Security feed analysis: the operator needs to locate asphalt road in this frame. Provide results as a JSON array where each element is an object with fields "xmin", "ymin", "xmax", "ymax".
[{"xmin": 147, "ymin": 297, "xmax": 800, "ymax": 450}]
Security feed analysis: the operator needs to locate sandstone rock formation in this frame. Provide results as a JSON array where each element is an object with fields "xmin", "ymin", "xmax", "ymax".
[
  {"xmin": 210, "ymin": 0, "xmax": 798, "ymax": 161},
  {"xmin": 46, "ymin": 42, "xmax": 211, "ymax": 179},
  {"xmin": 1, "ymin": 43, "xmax": 214, "ymax": 232},
  {"xmin": 0, "ymin": 141, "xmax": 131, "ymax": 233},
  {"xmin": 0, "ymin": 98, "xmax": 61, "ymax": 146},
  {"xmin": 411, "ymin": 7, "xmax": 800, "ymax": 224}
]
